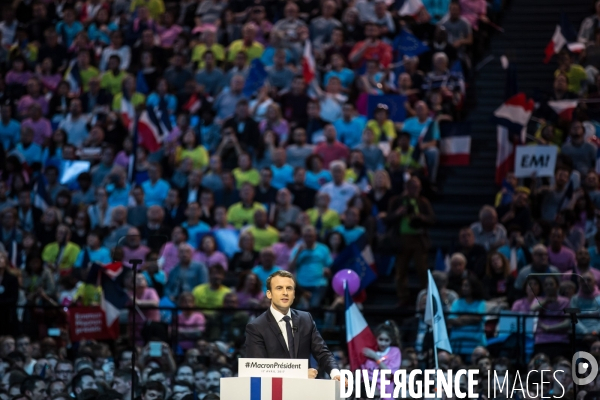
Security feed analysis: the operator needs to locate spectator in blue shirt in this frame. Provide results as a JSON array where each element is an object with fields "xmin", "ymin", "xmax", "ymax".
[
  {"xmin": 55, "ymin": 7, "xmax": 84, "ymax": 48},
  {"xmin": 324, "ymin": 53, "xmax": 355, "ymax": 91},
  {"xmin": 305, "ymin": 154, "xmax": 332, "ymax": 190},
  {"xmin": 334, "ymin": 103, "xmax": 366, "ymax": 149},
  {"xmin": 0, "ymin": 103, "xmax": 20, "ymax": 151},
  {"xmin": 182, "ymin": 202, "xmax": 211, "ymax": 248},
  {"xmin": 106, "ymin": 169, "xmax": 131, "ymax": 207},
  {"xmin": 333, "ymin": 207, "xmax": 365, "ymax": 245},
  {"xmin": 270, "ymin": 148, "xmax": 294, "ymax": 190},
  {"xmin": 146, "ymin": 78, "xmax": 178, "ymax": 117},
  {"xmin": 75, "ymin": 230, "xmax": 112, "ymax": 268},
  {"xmin": 13, "ymin": 126, "xmax": 42, "ymax": 166},
  {"xmin": 400, "ymin": 101, "xmax": 441, "ymax": 183},
  {"xmin": 251, "ymin": 247, "xmax": 282, "ymax": 293},
  {"xmin": 141, "ymin": 163, "xmax": 171, "ymax": 207},
  {"xmin": 289, "ymin": 225, "xmax": 332, "ymax": 308}
]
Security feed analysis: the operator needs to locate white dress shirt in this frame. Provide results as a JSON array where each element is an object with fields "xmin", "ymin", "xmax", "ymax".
[
  {"xmin": 269, "ymin": 306, "xmax": 340, "ymax": 379},
  {"xmin": 270, "ymin": 305, "xmax": 293, "ymax": 350}
]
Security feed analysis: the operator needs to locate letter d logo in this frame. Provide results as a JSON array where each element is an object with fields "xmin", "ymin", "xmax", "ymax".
[{"xmin": 572, "ymin": 351, "xmax": 598, "ymax": 386}]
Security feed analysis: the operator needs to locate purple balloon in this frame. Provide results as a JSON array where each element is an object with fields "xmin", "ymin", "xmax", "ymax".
[{"xmin": 332, "ymin": 269, "xmax": 361, "ymax": 296}]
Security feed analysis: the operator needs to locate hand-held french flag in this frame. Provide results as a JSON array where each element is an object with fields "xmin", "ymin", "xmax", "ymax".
[
  {"xmin": 345, "ymin": 282, "xmax": 378, "ymax": 371},
  {"xmin": 493, "ymin": 93, "xmax": 534, "ymax": 184},
  {"xmin": 86, "ymin": 261, "xmax": 129, "ymax": 339},
  {"xmin": 424, "ymin": 270, "xmax": 452, "ymax": 357},
  {"xmin": 136, "ymin": 105, "xmax": 172, "ymax": 153},
  {"xmin": 544, "ymin": 14, "xmax": 585, "ymax": 63},
  {"xmin": 439, "ymin": 121, "xmax": 471, "ymax": 166},
  {"xmin": 302, "ymin": 39, "xmax": 316, "ymax": 84}
]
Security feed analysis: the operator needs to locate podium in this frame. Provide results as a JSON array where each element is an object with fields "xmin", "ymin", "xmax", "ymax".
[
  {"xmin": 224, "ymin": 357, "xmax": 342, "ymax": 400},
  {"xmin": 220, "ymin": 376, "xmax": 342, "ymax": 400}
]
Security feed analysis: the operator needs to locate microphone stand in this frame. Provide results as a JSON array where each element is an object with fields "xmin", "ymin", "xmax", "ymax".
[
  {"xmin": 564, "ymin": 307, "xmax": 580, "ymax": 398},
  {"xmin": 129, "ymin": 259, "xmax": 143, "ymax": 400}
]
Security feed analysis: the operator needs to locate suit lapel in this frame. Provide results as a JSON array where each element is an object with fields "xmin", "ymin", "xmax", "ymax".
[
  {"xmin": 266, "ymin": 310, "xmax": 290, "ymax": 356},
  {"xmin": 291, "ymin": 309, "xmax": 300, "ymax": 358}
]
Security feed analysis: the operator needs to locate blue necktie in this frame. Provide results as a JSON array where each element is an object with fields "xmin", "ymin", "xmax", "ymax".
[{"xmin": 282, "ymin": 315, "xmax": 295, "ymax": 358}]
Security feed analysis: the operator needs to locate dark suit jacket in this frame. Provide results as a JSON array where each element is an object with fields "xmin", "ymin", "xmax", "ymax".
[{"xmin": 245, "ymin": 308, "xmax": 338, "ymax": 375}]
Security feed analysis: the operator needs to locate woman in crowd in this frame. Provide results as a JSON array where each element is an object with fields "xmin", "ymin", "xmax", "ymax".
[
  {"xmin": 194, "ymin": 235, "xmax": 228, "ymax": 270},
  {"xmin": 531, "ymin": 275, "xmax": 571, "ymax": 360},
  {"xmin": 482, "ymin": 251, "xmax": 515, "ymax": 303},
  {"xmin": 235, "ymin": 271, "xmax": 264, "ymax": 308},
  {"xmin": 447, "ymin": 275, "xmax": 487, "ymax": 360},
  {"xmin": 177, "ymin": 292, "xmax": 206, "ymax": 350}
]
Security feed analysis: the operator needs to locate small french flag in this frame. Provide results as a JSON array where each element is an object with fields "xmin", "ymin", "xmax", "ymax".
[{"xmin": 345, "ymin": 282, "xmax": 377, "ymax": 371}]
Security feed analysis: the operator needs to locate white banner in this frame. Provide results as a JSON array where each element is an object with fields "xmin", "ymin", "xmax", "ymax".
[
  {"xmin": 514, "ymin": 145, "xmax": 557, "ymax": 177},
  {"xmin": 238, "ymin": 358, "xmax": 308, "ymax": 379}
]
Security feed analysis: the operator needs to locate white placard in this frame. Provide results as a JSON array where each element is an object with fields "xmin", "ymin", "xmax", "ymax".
[
  {"xmin": 514, "ymin": 145, "xmax": 557, "ymax": 178},
  {"xmin": 238, "ymin": 358, "xmax": 308, "ymax": 379}
]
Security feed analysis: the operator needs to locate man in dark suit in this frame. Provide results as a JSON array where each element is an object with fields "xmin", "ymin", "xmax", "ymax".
[{"xmin": 245, "ymin": 270, "xmax": 344, "ymax": 382}]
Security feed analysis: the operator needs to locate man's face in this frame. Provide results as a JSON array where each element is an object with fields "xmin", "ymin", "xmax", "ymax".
[
  {"xmin": 331, "ymin": 166, "xmax": 344, "ymax": 183},
  {"xmin": 206, "ymin": 372, "xmax": 221, "ymax": 390},
  {"xmin": 112, "ymin": 376, "xmax": 129, "ymax": 395},
  {"xmin": 54, "ymin": 363, "xmax": 73, "ymax": 383},
  {"xmin": 16, "ymin": 337, "xmax": 31, "ymax": 358},
  {"xmin": 79, "ymin": 376, "xmax": 98, "ymax": 392},
  {"xmin": 459, "ymin": 229, "xmax": 474, "ymax": 247},
  {"xmin": 532, "ymin": 248, "xmax": 549, "ymax": 267},
  {"xmin": 49, "ymin": 381, "xmax": 65, "ymax": 397},
  {"xmin": 210, "ymin": 270, "xmax": 224, "ymax": 286},
  {"xmin": 267, "ymin": 276, "xmax": 295, "ymax": 310},
  {"xmin": 577, "ymin": 248, "xmax": 591, "ymax": 267},
  {"xmin": 550, "ymin": 229, "xmax": 564, "ymax": 247},
  {"xmin": 26, "ymin": 381, "xmax": 46, "ymax": 400},
  {"xmin": 176, "ymin": 366, "xmax": 194, "ymax": 384},
  {"xmin": 194, "ymin": 371, "xmax": 206, "ymax": 391}
]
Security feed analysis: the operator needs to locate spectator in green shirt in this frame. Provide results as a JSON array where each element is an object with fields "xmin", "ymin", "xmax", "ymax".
[
  {"xmin": 192, "ymin": 264, "xmax": 231, "ymax": 311},
  {"xmin": 100, "ymin": 55, "xmax": 127, "ymax": 96}
]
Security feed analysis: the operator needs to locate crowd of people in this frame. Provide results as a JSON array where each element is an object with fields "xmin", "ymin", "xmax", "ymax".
[{"xmin": 3, "ymin": 0, "xmax": 600, "ymax": 398}]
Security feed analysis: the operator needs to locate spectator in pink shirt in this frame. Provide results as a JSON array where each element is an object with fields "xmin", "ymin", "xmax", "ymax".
[
  {"xmin": 313, "ymin": 124, "xmax": 349, "ymax": 168},
  {"xmin": 122, "ymin": 227, "xmax": 151, "ymax": 268},
  {"xmin": 177, "ymin": 292, "xmax": 206, "ymax": 349},
  {"xmin": 21, "ymin": 104, "xmax": 52, "ymax": 146},
  {"xmin": 157, "ymin": 12, "xmax": 183, "ymax": 49},
  {"xmin": 235, "ymin": 271, "xmax": 264, "ymax": 308},
  {"xmin": 511, "ymin": 276, "xmax": 541, "ymax": 313},
  {"xmin": 128, "ymin": 272, "xmax": 160, "ymax": 345},
  {"xmin": 548, "ymin": 226, "xmax": 576, "ymax": 273},
  {"xmin": 17, "ymin": 78, "xmax": 49, "ymax": 118},
  {"xmin": 272, "ymin": 223, "xmax": 301, "ymax": 270},
  {"xmin": 193, "ymin": 235, "xmax": 229, "ymax": 271},
  {"xmin": 160, "ymin": 226, "xmax": 191, "ymax": 276}
]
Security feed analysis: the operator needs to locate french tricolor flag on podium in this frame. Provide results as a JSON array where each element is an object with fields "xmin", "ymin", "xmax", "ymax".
[{"xmin": 249, "ymin": 377, "xmax": 284, "ymax": 400}]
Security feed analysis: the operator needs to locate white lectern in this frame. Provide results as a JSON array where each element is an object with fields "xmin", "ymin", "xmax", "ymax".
[{"xmin": 221, "ymin": 358, "xmax": 342, "ymax": 400}]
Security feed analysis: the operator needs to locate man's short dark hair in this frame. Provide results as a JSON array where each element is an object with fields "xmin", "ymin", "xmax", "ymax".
[
  {"xmin": 114, "ymin": 368, "xmax": 136, "ymax": 387},
  {"xmin": 20, "ymin": 376, "xmax": 43, "ymax": 396},
  {"xmin": 285, "ymin": 223, "xmax": 301, "ymax": 237},
  {"xmin": 266, "ymin": 270, "xmax": 296, "ymax": 291}
]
